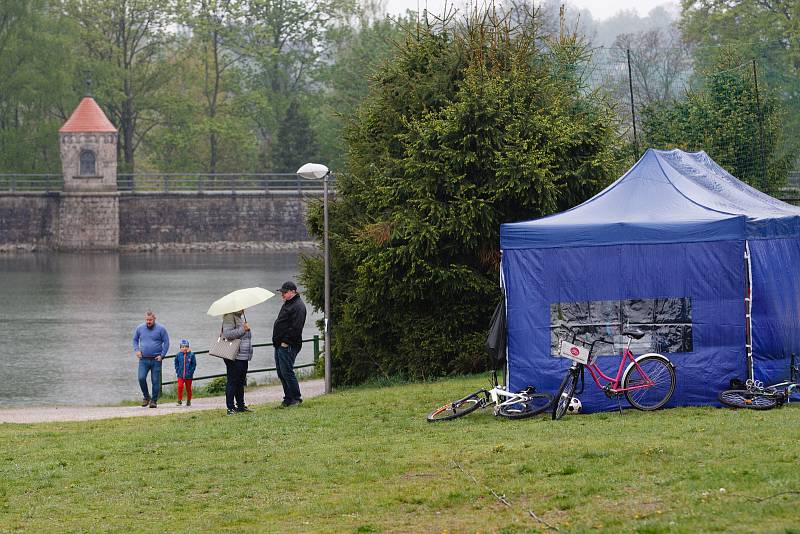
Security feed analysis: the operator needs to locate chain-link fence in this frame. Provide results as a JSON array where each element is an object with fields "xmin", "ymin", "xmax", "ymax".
[{"xmin": 581, "ymin": 42, "xmax": 799, "ymax": 197}]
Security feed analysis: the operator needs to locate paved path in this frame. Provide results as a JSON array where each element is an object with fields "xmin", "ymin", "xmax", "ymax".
[{"xmin": 0, "ymin": 379, "xmax": 325, "ymax": 424}]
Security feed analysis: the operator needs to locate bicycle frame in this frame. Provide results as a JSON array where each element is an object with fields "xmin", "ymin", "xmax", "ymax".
[
  {"xmin": 584, "ymin": 342, "xmax": 654, "ymax": 394},
  {"xmin": 750, "ymin": 354, "xmax": 800, "ymax": 402},
  {"xmin": 466, "ymin": 384, "xmax": 538, "ymax": 411},
  {"xmin": 428, "ymin": 369, "xmax": 553, "ymax": 422},
  {"xmin": 563, "ymin": 331, "xmax": 656, "ymax": 395},
  {"xmin": 489, "ymin": 386, "xmax": 532, "ymax": 410}
]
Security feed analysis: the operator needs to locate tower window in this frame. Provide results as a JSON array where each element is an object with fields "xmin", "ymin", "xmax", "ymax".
[{"xmin": 79, "ymin": 149, "xmax": 96, "ymax": 176}]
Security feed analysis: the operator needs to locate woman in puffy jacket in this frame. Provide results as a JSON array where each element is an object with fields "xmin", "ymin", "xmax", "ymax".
[{"xmin": 222, "ymin": 310, "xmax": 253, "ymax": 415}]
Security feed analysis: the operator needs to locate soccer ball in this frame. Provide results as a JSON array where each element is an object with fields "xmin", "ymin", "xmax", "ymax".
[{"xmin": 567, "ymin": 397, "xmax": 582, "ymax": 414}]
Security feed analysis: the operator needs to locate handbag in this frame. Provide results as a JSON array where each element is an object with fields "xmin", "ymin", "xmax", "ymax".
[{"xmin": 208, "ymin": 319, "xmax": 242, "ymax": 360}]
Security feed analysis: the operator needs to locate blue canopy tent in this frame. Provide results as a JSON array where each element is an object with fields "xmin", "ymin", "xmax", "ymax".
[{"xmin": 500, "ymin": 148, "xmax": 800, "ymax": 411}]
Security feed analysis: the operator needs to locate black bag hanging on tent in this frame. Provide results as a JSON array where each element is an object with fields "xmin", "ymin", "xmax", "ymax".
[{"xmin": 485, "ymin": 298, "xmax": 507, "ymax": 369}]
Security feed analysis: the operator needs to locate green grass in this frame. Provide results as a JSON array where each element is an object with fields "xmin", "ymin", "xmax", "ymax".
[{"xmin": 2, "ymin": 374, "xmax": 799, "ymax": 533}]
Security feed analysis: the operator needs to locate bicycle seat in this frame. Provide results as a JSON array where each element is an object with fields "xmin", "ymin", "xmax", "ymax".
[{"xmin": 624, "ymin": 330, "xmax": 646, "ymax": 340}]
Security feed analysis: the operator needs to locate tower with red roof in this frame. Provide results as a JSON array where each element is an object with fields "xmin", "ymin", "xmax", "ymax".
[
  {"xmin": 59, "ymin": 96, "xmax": 118, "ymax": 192},
  {"xmin": 56, "ymin": 97, "xmax": 119, "ymax": 250}
]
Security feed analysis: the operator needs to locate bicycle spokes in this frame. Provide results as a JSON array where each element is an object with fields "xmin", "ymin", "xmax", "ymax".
[{"xmin": 624, "ymin": 356, "xmax": 676, "ymax": 411}]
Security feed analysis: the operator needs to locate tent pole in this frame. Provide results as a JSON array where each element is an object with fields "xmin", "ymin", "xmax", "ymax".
[
  {"xmin": 500, "ymin": 254, "xmax": 509, "ymax": 389},
  {"xmin": 627, "ymin": 48, "xmax": 640, "ymax": 161},
  {"xmin": 752, "ymin": 59, "xmax": 768, "ymax": 188},
  {"xmin": 745, "ymin": 242, "xmax": 754, "ymax": 380}
]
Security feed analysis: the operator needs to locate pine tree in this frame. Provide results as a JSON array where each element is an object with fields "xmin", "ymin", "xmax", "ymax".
[
  {"xmin": 271, "ymin": 100, "xmax": 321, "ymax": 173},
  {"xmin": 301, "ymin": 9, "xmax": 623, "ymax": 385}
]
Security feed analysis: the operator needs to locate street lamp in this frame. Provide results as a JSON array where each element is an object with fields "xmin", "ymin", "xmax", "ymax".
[{"xmin": 296, "ymin": 162, "xmax": 332, "ymax": 394}]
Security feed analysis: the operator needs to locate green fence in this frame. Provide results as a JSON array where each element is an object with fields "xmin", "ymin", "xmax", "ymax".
[{"xmin": 160, "ymin": 335, "xmax": 321, "ymax": 387}]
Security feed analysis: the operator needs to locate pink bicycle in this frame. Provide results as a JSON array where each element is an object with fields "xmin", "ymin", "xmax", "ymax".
[{"xmin": 552, "ymin": 325, "xmax": 677, "ymax": 420}]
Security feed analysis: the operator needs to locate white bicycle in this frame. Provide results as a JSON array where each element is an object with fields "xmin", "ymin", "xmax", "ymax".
[{"xmin": 427, "ymin": 371, "xmax": 553, "ymax": 421}]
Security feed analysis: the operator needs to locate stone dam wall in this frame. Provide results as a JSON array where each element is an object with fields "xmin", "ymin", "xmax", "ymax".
[{"xmin": 0, "ymin": 192, "xmax": 316, "ymax": 252}]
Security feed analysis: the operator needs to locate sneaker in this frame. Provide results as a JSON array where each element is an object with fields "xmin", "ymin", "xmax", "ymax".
[
  {"xmin": 237, "ymin": 406, "xmax": 253, "ymax": 413},
  {"xmin": 149, "ymin": 400, "xmax": 157, "ymax": 408},
  {"xmin": 279, "ymin": 401, "xmax": 290, "ymax": 408},
  {"xmin": 288, "ymin": 399, "xmax": 303, "ymax": 407},
  {"xmin": 141, "ymin": 398, "xmax": 150, "ymax": 407},
  {"xmin": 226, "ymin": 409, "xmax": 237, "ymax": 416},
  {"xmin": 186, "ymin": 400, "xmax": 191, "ymax": 407},
  {"xmin": 176, "ymin": 400, "xmax": 182, "ymax": 406}
]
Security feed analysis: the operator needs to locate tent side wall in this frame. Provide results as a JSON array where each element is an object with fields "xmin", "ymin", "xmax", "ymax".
[
  {"xmin": 749, "ymin": 237, "xmax": 800, "ymax": 384},
  {"xmin": 502, "ymin": 240, "xmax": 747, "ymax": 412}
]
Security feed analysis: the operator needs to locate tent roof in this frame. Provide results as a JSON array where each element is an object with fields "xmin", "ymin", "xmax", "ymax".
[{"xmin": 501, "ymin": 149, "xmax": 800, "ymax": 249}]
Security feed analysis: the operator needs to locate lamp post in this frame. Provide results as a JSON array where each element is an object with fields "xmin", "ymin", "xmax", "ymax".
[{"xmin": 296, "ymin": 163, "xmax": 332, "ymax": 394}]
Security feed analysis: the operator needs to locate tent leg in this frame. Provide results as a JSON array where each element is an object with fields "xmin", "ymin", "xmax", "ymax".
[
  {"xmin": 745, "ymin": 241, "xmax": 754, "ymax": 381},
  {"xmin": 616, "ymin": 397, "xmax": 624, "ymax": 416}
]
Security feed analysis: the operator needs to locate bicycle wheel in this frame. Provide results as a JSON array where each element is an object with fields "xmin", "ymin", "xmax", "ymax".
[
  {"xmin": 623, "ymin": 355, "xmax": 676, "ymax": 411},
  {"xmin": 552, "ymin": 369, "xmax": 578, "ymax": 420},
  {"xmin": 427, "ymin": 392, "xmax": 485, "ymax": 422},
  {"xmin": 497, "ymin": 393, "xmax": 554, "ymax": 419},
  {"xmin": 718, "ymin": 389, "xmax": 778, "ymax": 410}
]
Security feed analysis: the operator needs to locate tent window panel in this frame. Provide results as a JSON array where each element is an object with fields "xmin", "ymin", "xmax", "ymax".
[
  {"xmin": 623, "ymin": 299, "xmax": 656, "ymax": 324},
  {"xmin": 551, "ymin": 297, "xmax": 693, "ymax": 356},
  {"xmin": 652, "ymin": 298, "xmax": 692, "ymax": 324},
  {"xmin": 590, "ymin": 300, "xmax": 619, "ymax": 324},
  {"xmin": 551, "ymin": 302, "xmax": 591, "ymax": 324}
]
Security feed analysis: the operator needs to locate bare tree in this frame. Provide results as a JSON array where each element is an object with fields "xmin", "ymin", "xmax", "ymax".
[{"xmin": 612, "ymin": 25, "xmax": 693, "ymax": 107}]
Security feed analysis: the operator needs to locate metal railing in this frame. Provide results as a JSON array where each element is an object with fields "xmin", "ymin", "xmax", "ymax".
[
  {"xmin": 0, "ymin": 173, "xmax": 333, "ymax": 193},
  {"xmin": 160, "ymin": 335, "xmax": 321, "ymax": 387},
  {"xmin": 116, "ymin": 173, "xmax": 329, "ymax": 193},
  {"xmin": 0, "ymin": 174, "xmax": 62, "ymax": 192}
]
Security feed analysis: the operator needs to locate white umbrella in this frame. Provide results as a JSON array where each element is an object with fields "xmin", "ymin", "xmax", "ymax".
[{"xmin": 206, "ymin": 287, "xmax": 275, "ymax": 316}]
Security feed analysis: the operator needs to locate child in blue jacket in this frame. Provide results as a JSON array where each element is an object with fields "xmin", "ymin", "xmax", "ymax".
[{"xmin": 174, "ymin": 339, "xmax": 197, "ymax": 406}]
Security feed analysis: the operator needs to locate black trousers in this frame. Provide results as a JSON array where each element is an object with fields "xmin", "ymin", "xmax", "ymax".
[{"xmin": 224, "ymin": 358, "xmax": 249, "ymax": 410}]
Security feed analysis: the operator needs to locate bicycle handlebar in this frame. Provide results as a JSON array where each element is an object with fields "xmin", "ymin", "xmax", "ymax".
[{"xmin": 556, "ymin": 323, "xmax": 619, "ymax": 354}]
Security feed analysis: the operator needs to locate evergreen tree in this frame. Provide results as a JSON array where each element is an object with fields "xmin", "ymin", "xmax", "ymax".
[
  {"xmin": 272, "ymin": 100, "xmax": 320, "ymax": 173},
  {"xmin": 300, "ymin": 10, "xmax": 622, "ymax": 385}
]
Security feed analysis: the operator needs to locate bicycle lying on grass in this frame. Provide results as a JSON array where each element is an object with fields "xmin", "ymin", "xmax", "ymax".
[
  {"xmin": 427, "ymin": 370, "xmax": 553, "ymax": 422},
  {"xmin": 718, "ymin": 355, "xmax": 800, "ymax": 410},
  {"xmin": 552, "ymin": 325, "xmax": 677, "ymax": 420}
]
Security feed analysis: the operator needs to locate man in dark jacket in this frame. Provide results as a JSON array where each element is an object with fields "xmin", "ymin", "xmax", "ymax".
[{"xmin": 272, "ymin": 281, "xmax": 307, "ymax": 407}]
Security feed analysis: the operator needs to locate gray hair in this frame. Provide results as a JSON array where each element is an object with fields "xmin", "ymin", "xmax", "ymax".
[{"xmin": 145, "ymin": 309, "xmax": 156, "ymax": 318}]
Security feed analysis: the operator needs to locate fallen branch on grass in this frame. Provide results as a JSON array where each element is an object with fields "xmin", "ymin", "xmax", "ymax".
[
  {"xmin": 451, "ymin": 460, "xmax": 559, "ymax": 531},
  {"xmin": 747, "ymin": 490, "xmax": 800, "ymax": 503}
]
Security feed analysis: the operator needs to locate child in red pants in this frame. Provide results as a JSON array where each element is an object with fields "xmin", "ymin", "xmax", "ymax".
[{"xmin": 174, "ymin": 339, "xmax": 197, "ymax": 406}]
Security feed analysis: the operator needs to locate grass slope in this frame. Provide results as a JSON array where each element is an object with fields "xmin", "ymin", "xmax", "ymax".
[{"xmin": 1, "ymin": 374, "xmax": 799, "ymax": 533}]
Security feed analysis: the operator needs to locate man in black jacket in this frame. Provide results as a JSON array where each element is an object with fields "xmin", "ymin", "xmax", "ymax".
[{"xmin": 272, "ymin": 281, "xmax": 307, "ymax": 407}]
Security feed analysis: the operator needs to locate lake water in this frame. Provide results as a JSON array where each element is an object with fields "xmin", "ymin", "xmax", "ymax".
[{"xmin": 0, "ymin": 251, "xmax": 321, "ymax": 407}]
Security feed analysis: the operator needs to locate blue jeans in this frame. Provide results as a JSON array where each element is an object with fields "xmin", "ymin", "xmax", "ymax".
[
  {"xmin": 275, "ymin": 345, "xmax": 301, "ymax": 403},
  {"xmin": 138, "ymin": 358, "xmax": 162, "ymax": 401}
]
